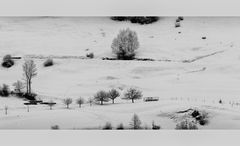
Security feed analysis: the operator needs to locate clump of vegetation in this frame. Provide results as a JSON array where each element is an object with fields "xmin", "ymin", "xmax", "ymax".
[
  {"xmin": 2, "ymin": 54, "xmax": 14, "ymax": 68},
  {"xmin": 76, "ymin": 97, "xmax": 85, "ymax": 108},
  {"xmin": 129, "ymin": 114, "xmax": 142, "ymax": 129},
  {"xmin": 12, "ymin": 80, "xmax": 25, "ymax": 94},
  {"xmin": 175, "ymin": 22, "xmax": 181, "ymax": 27},
  {"xmin": 123, "ymin": 88, "xmax": 143, "ymax": 103},
  {"xmin": 86, "ymin": 52, "xmax": 94, "ymax": 58},
  {"xmin": 43, "ymin": 58, "xmax": 54, "ymax": 67},
  {"xmin": 108, "ymin": 89, "xmax": 120, "ymax": 104},
  {"xmin": 175, "ymin": 120, "xmax": 198, "ymax": 130},
  {"xmin": 219, "ymin": 99, "xmax": 222, "ymax": 104},
  {"xmin": 152, "ymin": 121, "xmax": 161, "ymax": 130},
  {"xmin": 51, "ymin": 125, "xmax": 60, "ymax": 130},
  {"xmin": 22, "ymin": 92, "xmax": 37, "ymax": 100},
  {"xmin": 111, "ymin": 17, "xmax": 159, "ymax": 25},
  {"xmin": 63, "ymin": 98, "xmax": 72, "ymax": 109},
  {"xmin": 0, "ymin": 84, "xmax": 10, "ymax": 97},
  {"xmin": 102, "ymin": 122, "xmax": 113, "ymax": 130},
  {"xmin": 178, "ymin": 16, "xmax": 184, "ymax": 21},
  {"xmin": 111, "ymin": 28, "xmax": 139, "ymax": 60},
  {"xmin": 94, "ymin": 90, "xmax": 109, "ymax": 105},
  {"xmin": 116, "ymin": 123, "xmax": 124, "ymax": 130}
]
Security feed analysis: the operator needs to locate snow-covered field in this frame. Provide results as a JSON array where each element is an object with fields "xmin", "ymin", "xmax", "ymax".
[{"xmin": 1, "ymin": 17, "xmax": 240, "ymax": 129}]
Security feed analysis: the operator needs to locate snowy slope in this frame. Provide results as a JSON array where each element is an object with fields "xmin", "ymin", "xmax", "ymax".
[{"xmin": 1, "ymin": 17, "xmax": 240, "ymax": 129}]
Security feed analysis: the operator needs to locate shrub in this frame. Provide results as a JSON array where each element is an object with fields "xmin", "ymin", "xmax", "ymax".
[
  {"xmin": 152, "ymin": 121, "xmax": 161, "ymax": 130},
  {"xmin": 111, "ymin": 17, "xmax": 159, "ymax": 24},
  {"xmin": 175, "ymin": 22, "xmax": 181, "ymax": 28},
  {"xmin": 94, "ymin": 90, "xmax": 109, "ymax": 105},
  {"xmin": 102, "ymin": 122, "xmax": 113, "ymax": 130},
  {"xmin": 123, "ymin": 88, "xmax": 142, "ymax": 103},
  {"xmin": 22, "ymin": 92, "xmax": 37, "ymax": 100},
  {"xmin": 197, "ymin": 111, "xmax": 209, "ymax": 126},
  {"xmin": 2, "ymin": 54, "xmax": 14, "ymax": 68},
  {"xmin": 43, "ymin": 58, "xmax": 54, "ymax": 67},
  {"xmin": 219, "ymin": 99, "xmax": 222, "ymax": 104},
  {"xmin": 110, "ymin": 17, "xmax": 128, "ymax": 21},
  {"xmin": 129, "ymin": 17, "xmax": 159, "ymax": 24},
  {"xmin": 116, "ymin": 123, "xmax": 124, "ymax": 130},
  {"xmin": 63, "ymin": 98, "xmax": 72, "ymax": 109},
  {"xmin": 76, "ymin": 97, "xmax": 85, "ymax": 108},
  {"xmin": 175, "ymin": 120, "xmax": 198, "ymax": 130},
  {"xmin": 129, "ymin": 114, "xmax": 142, "ymax": 129},
  {"xmin": 12, "ymin": 80, "xmax": 25, "ymax": 93},
  {"xmin": 0, "ymin": 84, "xmax": 10, "ymax": 97},
  {"xmin": 51, "ymin": 125, "xmax": 60, "ymax": 130},
  {"xmin": 178, "ymin": 16, "xmax": 184, "ymax": 21},
  {"xmin": 111, "ymin": 28, "xmax": 139, "ymax": 60},
  {"xmin": 86, "ymin": 52, "xmax": 94, "ymax": 58},
  {"xmin": 108, "ymin": 89, "xmax": 120, "ymax": 104}
]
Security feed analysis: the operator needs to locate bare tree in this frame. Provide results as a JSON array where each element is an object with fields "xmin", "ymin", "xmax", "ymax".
[
  {"xmin": 63, "ymin": 98, "xmax": 72, "ymax": 109},
  {"xmin": 129, "ymin": 114, "xmax": 142, "ymax": 129},
  {"xmin": 108, "ymin": 89, "xmax": 120, "ymax": 104},
  {"xmin": 123, "ymin": 88, "xmax": 143, "ymax": 103},
  {"xmin": 4, "ymin": 106, "xmax": 8, "ymax": 115},
  {"xmin": 94, "ymin": 90, "xmax": 109, "ymax": 105},
  {"xmin": 48, "ymin": 100, "xmax": 56, "ymax": 110},
  {"xmin": 12, "ymin": 80, "xmax": 25, "ymax": 93},
  {"xmin": 76, "ymin": 97, "xmax": 85, "ymax": 108},
  {"xmin": 22, "ymin": 60, "xmax": 37, "ymax": 94},
  {"xmin": 88, "ymin": 97, "xmax": 94, "ymax": 106}
]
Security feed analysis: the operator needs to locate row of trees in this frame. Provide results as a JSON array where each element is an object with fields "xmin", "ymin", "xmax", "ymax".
[
  {"xmin": 60, "ymin": 88, "xmax": 143, "ymax": 109},
  {"xmin": 94, "ymin": 88, "xmax": 143, "ymax": 105}
]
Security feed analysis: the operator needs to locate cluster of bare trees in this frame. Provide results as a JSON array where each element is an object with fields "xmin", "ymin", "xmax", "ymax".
[
  {"xmin": 94, "ymin": 88, "xmax": 142, "ymax": 105},
  {"xmin": 12, "ymin": 60, "xmax": 37, "ymax": 96}
]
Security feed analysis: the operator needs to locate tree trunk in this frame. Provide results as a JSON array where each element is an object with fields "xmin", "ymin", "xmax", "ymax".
[
  {"xmin": 101, "ymin": 100, "xmax": 103, "ymax": 105},
  {"xmin": 132, "ymin": 99, "xmax": 134, "ymax": 103},
  {"xmin": 29, "ymin": 80, "xmax": 31, "ymax": 94},
  {"xmin": 79, "ymin": 104, "xmax": 81, "ymax": 108},
  {"xmin": 67, "ymin": 104, "xmax": 69, "ymax": 109},
  {"xmin": 112, "ymin": 99, "xmax": 114, "ymax": 104}
]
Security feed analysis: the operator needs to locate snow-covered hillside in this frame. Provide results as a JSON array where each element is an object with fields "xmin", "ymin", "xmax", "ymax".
[{"xmin": 1, "ymin": 17, "xmax": 240, "ymax": 129}]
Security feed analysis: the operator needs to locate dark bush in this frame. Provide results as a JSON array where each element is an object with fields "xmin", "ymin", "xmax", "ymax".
[
  {"xmin": 51, "ymin": 125, "xmax": 60, "ymax": 130},
  {"xmin": 0, "ymin": 84, "xmax": 10, "ymax": 97},
  {"xmin": 111, "ymin": 17, "xmax": 159, "ymax": 25},
  {"xmin": 2, "ymin": 54, "xmax": 14, "ymax": 68},
  {"xmin": 152, "ymin": 121, "xmax": 161, "ymax": 130},
  {"xmin": 102, "ymin": 122, "xmax": 112, "ymax": 130},
  {"xmin": 202, "ymin": 37, "xmax": 206, "ymax": 40},
  {"xmin": 43, "ymin": 58, "xmax": 54, "ymax": 67},
  {"xmin": 219, "ymin": 99, "xmax": 222, "ymax": 104},
  {"xmin": 175, "ymin": 22, "xmax": 181, "ymax": 28},
  {"xmin": 110, "ymin": 17, "xmax": 128, "ymax": 21},
  {"xmin": 22, "ymin": 92, "xmax": 37, "ymax": 100},
  {"xmin": 86, "ymin": 52, "xmax": 94, "ymax": 58},
  {"xmin": 178, "ymin": 16, "xmax": 184, "ymax": 21},
  {"xmin": 116, "ymin": 123, "xmax": 124, "ymax": 130},
  {"xmin": 191, "ymin": 110, "xmax": 200, "ymax": 118}
]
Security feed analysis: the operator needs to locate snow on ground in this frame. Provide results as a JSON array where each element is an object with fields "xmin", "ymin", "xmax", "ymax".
[{"xmin": 1, "ymin": 17, "xmax": 240, "ymax": 129}]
